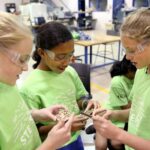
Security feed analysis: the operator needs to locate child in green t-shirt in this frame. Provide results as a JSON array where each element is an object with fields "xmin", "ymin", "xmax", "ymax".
[
  {"xmin": 93, "ymin": 8, "xmax": 150, "ymax": 150},
  {"xmin": 20, "ymin": 21, "xmax": 99, "ymax": 150},
  {"xmin": 0, "ymin": 12, "xmax": 74, "ymax": 150},
  {"xmin": 95, "ymin": 55, "xmax": 136, "ymax": 150}
]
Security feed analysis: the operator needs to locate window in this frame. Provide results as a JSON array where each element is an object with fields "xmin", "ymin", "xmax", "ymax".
[{"xmin": 133, "ymin": 0, "xmax": 149, "ymax": 8}]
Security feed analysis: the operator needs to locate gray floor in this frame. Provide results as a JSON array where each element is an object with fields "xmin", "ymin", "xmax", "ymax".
[{"xmin": 81, "ymin": 66, "xmax": 112, "ymax": 150}]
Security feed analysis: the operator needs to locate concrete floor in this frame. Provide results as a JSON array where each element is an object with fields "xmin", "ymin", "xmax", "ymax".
[{"xmin": 81, "ymin": 66, "xmax": 112, "ymax": 150}]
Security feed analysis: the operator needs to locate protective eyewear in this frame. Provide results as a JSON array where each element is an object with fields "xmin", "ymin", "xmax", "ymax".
[
  {"xmin": 124, "ymin": 40, "xmax": 149, "ymax": 56},
  {"xmin": 1, "ymin": 49, "xmax": 30, "ymax": 67},
  {"xmin": 45, "ymin": 50, "xmax": 74, "ymax": 61}
]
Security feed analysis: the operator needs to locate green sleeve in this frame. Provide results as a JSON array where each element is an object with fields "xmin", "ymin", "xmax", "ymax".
[
  {"xmin": 20, "ymin": 89, "xmax": 42, "ymax": 109},
  {"xmin": 109, "ymin": 86, "xmax": 129, "ymax": 107}
]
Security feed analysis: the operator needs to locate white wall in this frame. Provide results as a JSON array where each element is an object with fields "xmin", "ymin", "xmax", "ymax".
[
  {"xmin": 94, "ymin": 0, "xmax": 134, "ymax": 32},
  {"xmin": 53, "ymin": 0, "xmax": 78, "ymax": 12},
  {"xmin": 28, "ymin": 3, "xmax": 48, "ymax": 22},
  {"xmin": 125, "ymin": 0, "xmax": 133, "ymax": 8},
  {"xmin": 92, "ymin": 0, "xmax": 112, "ymax": 32}
]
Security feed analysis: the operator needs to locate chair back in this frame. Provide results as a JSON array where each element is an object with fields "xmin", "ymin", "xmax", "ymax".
[{"xmin": 70, "ymin": 63, "xmax": 92, "ymax": 99}]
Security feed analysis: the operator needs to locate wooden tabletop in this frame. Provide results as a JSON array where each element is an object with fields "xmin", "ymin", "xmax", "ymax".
[{"xmin": 74, "ymin": 35, "xmax": 120, "ymax": 47}]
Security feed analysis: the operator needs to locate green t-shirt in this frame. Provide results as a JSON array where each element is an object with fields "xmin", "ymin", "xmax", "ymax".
[
  {"xmin": 104, "ymin": 76, "xmax": 133, "ymax": 128},
  {"xmin": 20, "ymin": 66, "xmax": 87, "ymax": 145},
  {"xmin": 126, "ymin": 68, "xmax": 150, "ymax": 150},
  {"xmin": 0, "ymin": 82, "xmax": 41, "ymax": 150}
]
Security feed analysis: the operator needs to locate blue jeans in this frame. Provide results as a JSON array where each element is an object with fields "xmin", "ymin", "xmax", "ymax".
[{"xmin": 57, "ymin": 135, "xmax": 84, "ymax": 150}]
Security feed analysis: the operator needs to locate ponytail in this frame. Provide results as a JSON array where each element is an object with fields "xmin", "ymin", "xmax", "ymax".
[{"xmin": 32, "ymin": 46, "xmax": 41, "ymax": 69}]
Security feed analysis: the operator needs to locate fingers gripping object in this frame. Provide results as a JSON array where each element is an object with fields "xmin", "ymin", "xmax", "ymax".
[
  {"xmin": 84, "ymin": 109, "xmax": 107, "ymax": 134},
  {"xmin": 80, "ymin": 109, "xmax": 107, "ymax": 118},
  {"xmin": 56, "ymin": 109, "xmax": 70, "ymax": 122}
]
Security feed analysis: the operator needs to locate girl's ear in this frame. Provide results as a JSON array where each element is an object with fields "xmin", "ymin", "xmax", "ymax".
[{"xmin": 37, "ymin": 48, "xmax": 45, "ymax": 57}]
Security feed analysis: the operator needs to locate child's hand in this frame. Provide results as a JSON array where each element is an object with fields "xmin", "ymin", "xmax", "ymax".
[
  {"xmin": 93, "ymin": 115, "xmax": 122, "ymax": 140},
  {"xmin": 92, "ymin": 108, "xmax": 112, "ymax": 120},
  {"xmin": 84, "ymin": 100, "xmax": 100, "ymax": 112},
  {"xmin": 71, "ymin": 115, "xmax": 88, "ymax": 132},
  {"xmin": 39, "ymin": 115, "xmax": 74, "ymax": 150},
  {"xmin": 31, "ymin": 105, "xmax": 68, "ymax": 122}
]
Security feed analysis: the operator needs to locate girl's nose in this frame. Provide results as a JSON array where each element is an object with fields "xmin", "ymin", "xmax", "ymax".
[{"xmin": 62, "ymin": 58, "xmax": 70, "ymax": 65}]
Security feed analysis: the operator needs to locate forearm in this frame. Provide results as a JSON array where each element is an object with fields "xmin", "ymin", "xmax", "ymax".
[
  {"xmin": 95, "ymin": 132, "xmax": 107, "ymax": 149},
  {"xmin": 37, "ymin": 124, "xmax": 54, "ymax": 135},
  {"xmin": 36, "ymin": 138, "xmax": 55, "ymax": 150},
  {"xmin": 117, "ymin": 129, "xmax": 150, "ymax": 150},
  {"xmin": 111, "ymin": 109, "xmax": 130, "ymax": 122},
  {"xmin": 31, "ymin": 109, "xmax": 40, "ymax": 122},
  {"xmin": 121, "ymin": 101, "xmax": 131, "ymax": 109}
]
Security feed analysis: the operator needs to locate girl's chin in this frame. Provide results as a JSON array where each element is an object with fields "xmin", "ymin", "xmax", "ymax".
[
  {"xmin": 57, "ymin": 70, "xmax": 65, "ymax": 73},
  {"xmin": 135, "ymin": 65, "xmax": 140, "ymax": 69},
  {"xmin": 53, "ymin": 69, "xmax": 64, "ymax": 74},
  {"xmin": 57, "ymin": 67, "xmax": 66, "ymax": 73},
  {"xmin": 136, "ymin": 65, "xmax": 146, "ymax": 69},
  {"xmin": 7, "ymin": 80, "xmax": 16, "ymax": 86}
]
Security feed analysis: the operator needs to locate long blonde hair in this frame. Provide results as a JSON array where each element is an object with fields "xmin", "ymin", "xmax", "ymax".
[
  {"xmin": 121, "ymin": 8, "xmax": 150, "ymax": 41},
  {"xmin": 0, "ymin": 12, "xmax": 32, "ymax": 49}
]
